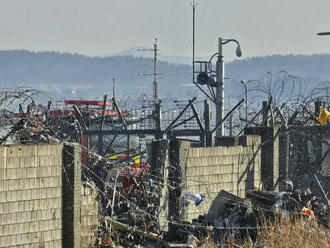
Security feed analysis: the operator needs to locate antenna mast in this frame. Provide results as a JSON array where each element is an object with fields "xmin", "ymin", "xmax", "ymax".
[
  {"xmin": 137, "ymin": 38, "xmax": 161, "ymax": 103},
  {"xmin": 153, "ymin": 38, "xmax": 158, "ymax": 101},
  {"xmin": 192, "ymin": 0, "xmax": 195, "ymax": 83}
]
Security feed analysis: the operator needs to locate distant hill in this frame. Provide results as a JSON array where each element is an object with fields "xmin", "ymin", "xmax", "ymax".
[
  {"xmin": 227, "ymin": 54, "xmax": 330, "ymax": 83},
  {"xmin": 0, "ymin": 50, "xmax": 329, "ymax": 100},
  {"xmin": 0, "ymin": 50, "xmax": 192, "ymax": 99}
]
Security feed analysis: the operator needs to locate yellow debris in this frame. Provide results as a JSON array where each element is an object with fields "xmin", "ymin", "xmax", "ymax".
[{"xmin": 316, "ymin": 108, "xmax": 330, "ymax": 125}]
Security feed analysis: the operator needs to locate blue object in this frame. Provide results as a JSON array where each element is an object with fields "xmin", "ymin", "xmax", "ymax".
[{"xmin": 195, "ymin": 194, "xmax": 205, "ymax": 206}]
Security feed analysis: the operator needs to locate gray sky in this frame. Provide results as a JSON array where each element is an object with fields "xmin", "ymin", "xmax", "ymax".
[{"xmin": 1, "ymin": 0, "xmax": 330, "ymax": 60}]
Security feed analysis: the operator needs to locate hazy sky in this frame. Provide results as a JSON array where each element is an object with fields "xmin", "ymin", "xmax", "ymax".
[{"xmin": 1, "ymin": 0, "xmax": 330, "ymax": 60}]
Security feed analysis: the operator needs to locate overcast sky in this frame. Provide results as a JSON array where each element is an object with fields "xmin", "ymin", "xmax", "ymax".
[{"xmin": 1, "ymin": 0, "xmax": 330, "ymax": 60}]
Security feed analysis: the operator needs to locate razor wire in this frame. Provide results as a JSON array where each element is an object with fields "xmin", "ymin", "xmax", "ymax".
[{"xmin": 0, "ymin": 73, "xmax": 329, "ymax": 246}]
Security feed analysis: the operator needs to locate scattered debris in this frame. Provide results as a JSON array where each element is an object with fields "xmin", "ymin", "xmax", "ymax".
[
  {"xmin": 1, "ymin": 87, "xmax": 330, "ymax": 247},
  {"xmin": 164, "ymin": 185, "xmax": 330, "ymax": 247},
  {"xmin": 181, "ymin": 191, "xmax": 205, "ymax": 207}
]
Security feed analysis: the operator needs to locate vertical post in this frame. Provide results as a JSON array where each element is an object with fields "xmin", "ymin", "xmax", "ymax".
[
  {"xmin": 62, "ymin": 144, "xmax": 81, "ymax": 248},
  {"xmin": 192, "ymin": 0, "xmax": 195, "ymax": 84},
  {"xmin": 285, "ymin": 126, "xmax": 290, "ymax": 181},
  {"xmin": 200, "ymin": 133, "xmax": 205, "ymax": 147},
  {"xmin": 155, "ymin": 101, "xmax": 162, "ymax": 139},
  {"xmin": 153, "ymin": 38, "xmax": 158, "ymax": 102},
  {"xmin": 204, "ymin": 99, "xmax": 211, "ymax": 146},
  {"xmin": 150, "ymin": 140, "xmax": 170, "ymax": 231},
  {"xmin": 245, "ymin": 87, "xmax": 248, "ymax": 122},
  {"xmin": 314, "ymin": 100, "xmax": 324, "ymax": 165},
  {"xmin": 241, "ymin": 80, "xmax": 248, "ymax": 122},
  {"xmin": 262, "ymin": 100, "xmax": 269, "ymax": 127},
  {"xmin": 315, "ymin": 99, "xmax": 322, "ymax": 117},
  {"xmin": 87, "ymin": 105, "xmax": 91, "ymax": 152},
  {"xmin": 269, "ymin": 100, "xmax": 275, "ymax": 127},
  {"xmin": 112, "ymin": 78, "xmax": 116, "ymax": 111},
  {"xmin": 229, "ymin": 114, "xmax": 233, "ymax": 136},
  {"xmin": 216, "ymin": 37, "xmax": 224, "ymax": 136},
  {"xmin": 98, "ymin": 95, "xmax": 107, "ymax": 155}
]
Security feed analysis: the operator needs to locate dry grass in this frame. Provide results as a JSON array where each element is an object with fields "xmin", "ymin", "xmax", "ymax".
[{"xmin": 199, "ymin": 217, "xmax": 330, "ymax": 248}]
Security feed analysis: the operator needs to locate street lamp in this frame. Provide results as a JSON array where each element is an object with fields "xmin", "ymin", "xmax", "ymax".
[
  {"xmin": 215, "ymin": 37, "xmax": 242, "ymax": 137},
  {"xmin": 317, "ymin": 32, "xmax": 330, "ymax": 36},
  {"xmin": 240, "ymin": 80, "xmax": 248, "ymax": 122}
]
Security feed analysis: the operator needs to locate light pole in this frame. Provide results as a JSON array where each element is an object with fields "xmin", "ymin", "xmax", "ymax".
[
  {"xmin": 215, "ymin": 37, "xmax": 242, "ymax": 136},
  {"xmin": 240, "ymin": 80, "xmax": 248, "ymax": 122},
  {"xmin": 317, "ymin": 32, "xmax": 330, "ymax": 36}
]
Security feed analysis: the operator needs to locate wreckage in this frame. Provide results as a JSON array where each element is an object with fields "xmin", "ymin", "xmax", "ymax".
[{"xmin": 1, "ymin": 84, "xmax": 330, "ymax": 247}]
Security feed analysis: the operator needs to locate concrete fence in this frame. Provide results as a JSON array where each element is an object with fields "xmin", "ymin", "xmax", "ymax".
[
  {"xmin": 150, "ymin": 135, "xmax": 262, "ymax": 226},
  {"xmin": 0, "ymin": 143, "xmax": 99, "ymax": 248}
]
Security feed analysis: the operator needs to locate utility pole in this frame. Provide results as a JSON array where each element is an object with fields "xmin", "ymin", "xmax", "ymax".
[
  {"xmin": 215, "ymin": 38, "xmax": 242, "ymax": 137},
  {"xmin": 154, "ymin": 101, "xmax": 162, "ymax": 139},
  {"xmin": 216, "ymin": 38, "xmax": 225, "ymax": 137},
  {"xmin": 204, "ymin": 99, "xmax": 211, "ymax": 146},
  {"xmin": 138, "ymin": 39, "xmax": 162, "ymax": 138}
]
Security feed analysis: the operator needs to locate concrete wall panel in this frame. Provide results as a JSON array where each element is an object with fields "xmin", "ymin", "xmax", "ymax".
[
  {"xmin": 0, "ymin": 144, "xmax": 63, "ymax": 248},
  {"xmin": 0, "ymin": 143, "xmax": 98, "ymax": 248},
  {"xmin": 171, "ymin": 136, "xmax": 261, "ymax": 222}
]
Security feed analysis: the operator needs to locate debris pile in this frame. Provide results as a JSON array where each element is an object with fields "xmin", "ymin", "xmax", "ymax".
[
  {"xmin": 0, "ymin": 114, "xmax": 62, "ymax": 144},
  {"xmin": 84, "ymin": 153, "xmax": 166, "ymax": 247},
  {"xmin": 164, "ymin": 181, "xmax": 330, "ymax": 247},
  {"xmin": 1, "ymin": 88, "xmax": 330, "ymax": 247}
]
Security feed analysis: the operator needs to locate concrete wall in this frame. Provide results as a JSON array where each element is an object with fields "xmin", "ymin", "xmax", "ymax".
[
  {"xmin": 62, "ymin": 143, "xmax": 81, "ymax": 248},
  {"xmin": 0, "ymin": 143, "xmax": 99, "ymax": 248},
  {"xmin": 0, "ymin": 144, "xmax": 63, "ymax": 248},
  {"xmin": 81, "ymin": 183, "xmax": 99, "ymax": 248},
  {"xmin": 151, "ymin": 136, "xmax": 262, "ymax": 225},
  {"xmin": 245, "ymin": 127, "xmax": 279, "ymax": 190},
  {"xmin": 175, "ymin": 136, "xmax": 261, "ymax": 221},
  {"xmin": 149, "ymin": 140, "xmax": 169, "ymax": 231}
]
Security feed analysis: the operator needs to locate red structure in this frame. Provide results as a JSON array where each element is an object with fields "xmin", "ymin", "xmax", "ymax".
[{"xmin": 65, "ymin": 100, "xmax": 111, "ymax": 106}]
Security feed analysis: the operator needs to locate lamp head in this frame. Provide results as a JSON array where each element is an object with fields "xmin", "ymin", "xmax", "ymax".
[
  {"xmin": 317, "ymin": 32, "xmax": 330, "ymax": 36},
  {"xmin": 236, "ymin": 45, "xmax": 242, "ymax": 57},
  {"xmin": 240, "ymin": 80, "xmax": 246, "ymax": 85}
]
